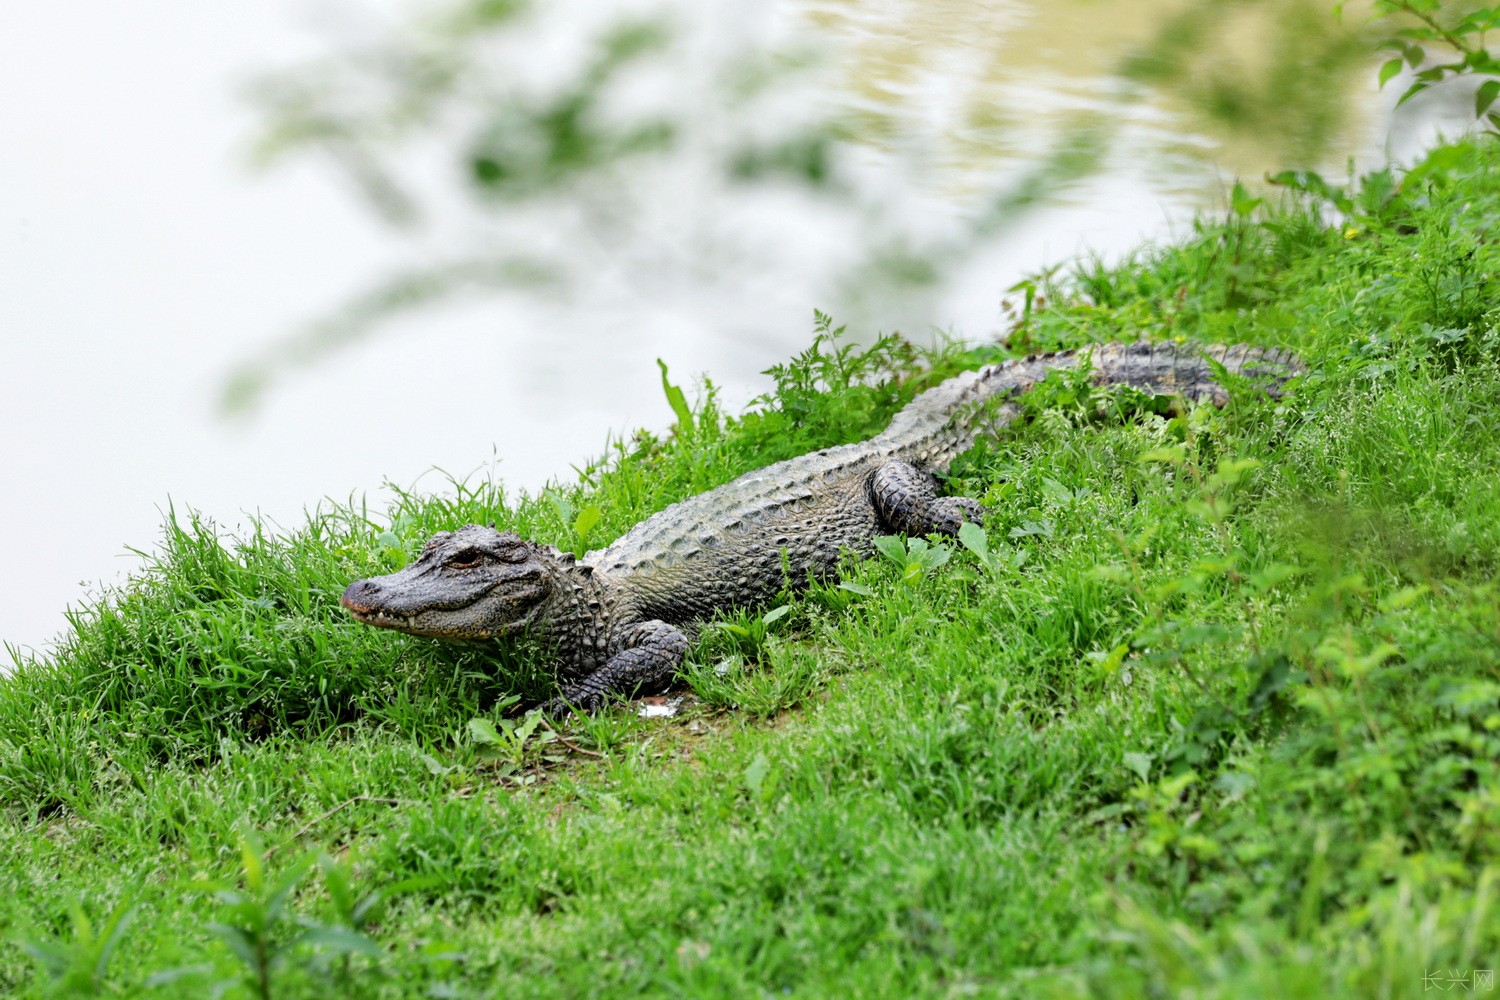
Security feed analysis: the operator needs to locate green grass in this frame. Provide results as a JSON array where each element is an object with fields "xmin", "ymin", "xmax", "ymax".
[{"xmin": 4, "ymin": 140, "xmax": 1500, "ymax": 997}]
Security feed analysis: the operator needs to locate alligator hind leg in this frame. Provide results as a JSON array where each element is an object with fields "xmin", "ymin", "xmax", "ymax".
[
  {"xmin": 541, "ymin": 620, "xmax": 690, "ymax": 716},
  {"xmin": 871, "ymin": 460, "xmax": 986, "ymax": 537}
]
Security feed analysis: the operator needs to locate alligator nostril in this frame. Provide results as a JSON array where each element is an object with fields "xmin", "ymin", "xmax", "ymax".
[{"xmin": 342, "ymin": 579, "xmax": 381, "ymax": 611}]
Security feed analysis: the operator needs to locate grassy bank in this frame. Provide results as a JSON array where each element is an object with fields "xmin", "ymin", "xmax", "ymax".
[{"xmin": 4, "ymin": 140, "xmax": 1499, "ymax": 998}]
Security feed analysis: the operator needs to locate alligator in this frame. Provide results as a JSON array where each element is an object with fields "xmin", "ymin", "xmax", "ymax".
[{"xmin": 342, "ymin": 341, "xmax": 1301, "ymax": 714}]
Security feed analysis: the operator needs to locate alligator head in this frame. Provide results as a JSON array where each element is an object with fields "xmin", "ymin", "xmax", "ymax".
[{"xmin": 342, "ymin": 524, "xmax": 567, "ymax": 640}]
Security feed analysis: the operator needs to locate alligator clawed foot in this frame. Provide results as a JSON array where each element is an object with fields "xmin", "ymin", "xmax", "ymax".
[
  {"xmin": 931, "ymin": 496, "xmax": 988, "ymax": 536},
  {"xmin": 538, "ymin": 697, "xmax": 577, "ymax": 719}
]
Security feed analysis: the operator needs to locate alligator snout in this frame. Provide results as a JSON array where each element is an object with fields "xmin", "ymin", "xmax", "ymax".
[{"xmin": 341, "ymin": 578, "xmax": 382, "ymax": 615}]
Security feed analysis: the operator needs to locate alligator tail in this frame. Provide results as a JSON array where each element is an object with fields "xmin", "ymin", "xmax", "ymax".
[
  {"xmin": 878, "ymin": 341, "xmax": 1302, "ymax": 465},
  {"xmin": 1085, "ymin": 341, "xmax": 1304, "ymax": 404}
]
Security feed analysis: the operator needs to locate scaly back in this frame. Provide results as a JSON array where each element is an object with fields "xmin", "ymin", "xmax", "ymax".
[{"xmin": 591, "ymin": 341, "xmax": 1302, "ymax": 580}]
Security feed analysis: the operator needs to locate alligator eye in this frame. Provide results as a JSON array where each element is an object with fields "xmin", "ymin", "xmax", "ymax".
[{"xmin": 447, "ymin": 547, "xmax": 486, "ymax": 568}]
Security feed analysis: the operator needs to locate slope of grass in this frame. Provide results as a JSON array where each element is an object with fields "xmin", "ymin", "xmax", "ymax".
[{"xmin": 3, "ymin": 141, "xmax": 1499, "ymax": 997}]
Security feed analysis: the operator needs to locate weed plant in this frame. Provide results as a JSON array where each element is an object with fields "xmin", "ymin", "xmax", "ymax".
[{"xmin": 3, "ymin": 140, "xmax": 1500, "ymax": 996}]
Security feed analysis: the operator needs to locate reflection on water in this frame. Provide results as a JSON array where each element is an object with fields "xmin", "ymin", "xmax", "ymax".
[
  {"xmin": 806, "ymin": 0, "xmax": 1376, "ymax": 198},
  {"xmin": 238, "ymin": 0, "xmax": 1399, "ymax": 408}
]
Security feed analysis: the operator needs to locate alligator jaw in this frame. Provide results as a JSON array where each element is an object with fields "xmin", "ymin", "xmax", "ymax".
[
  {"xmin": 340, "ymin": 578, "xmax": 499, "ymax": 639},
  {"xmin": 339, "ymin": 592, "xmax": 426, "ymax": 633}
]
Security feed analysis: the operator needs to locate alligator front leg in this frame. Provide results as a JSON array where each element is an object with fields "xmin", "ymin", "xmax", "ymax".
[
  {"xmin": 541, "ymin": 620, "xmax": 691, "ymax": 716},
  {"xmin": 871, "ymin": 459, "xmax": 986, "ymax": 537}
]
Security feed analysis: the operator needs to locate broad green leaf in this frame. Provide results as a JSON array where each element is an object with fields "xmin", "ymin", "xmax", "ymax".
[
  {"xmin": 742, "ymin": 753, "xmax": 770, "ymax": 796},
  {"xmin": 419, "ymin": 753, "xmax": 455, "ymax": 775},
  {"xmin": 1477, "ymin": 78, "xmax": 1500, "ymax": 118},
  {"xmin": 1041, "ymin": 476, "xmax": 1075, "ymax": 506},
  {"xmin": 1160, "ymin": 771, "xmax": 1198, "ymax": 799},
  {"xmin": 1090, "ymin": 642, "xmax": 1131, "ymax": 676},
  {"xmin": 514, "ymin": 712, "xmax": 542, "ymax": 742},
  {"xmin": 1123, "ymin": 751, "xmax": 1153, "ymax": 782},
  {"xmin": 467, "ymin": 718, "xmax": 502, "ymax": 746},
  {"xmin": 572, "ymin": 503, "xmax": 602, "ymax": 537},
  {"xmin": 957, "ymin": 521, "xmax": 988, "ymax": 560},
  {"xmin": 872, "ymin": 535, "xmax": 907, "ymax": 564},
  {"xmin": 238, "ymin": 825, "xmax": 265, "ymax": 894},
  {"xmin": 711, "ymin": 622, "xmax": 750, "ymax": 637},
  {"xmin": 1395, "ymin": 79, "xmax": 1428, "ymax": 107},
  {"xmin": 1230, "ymin": 180, "xmax": 1263, "ymax": 217}
]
